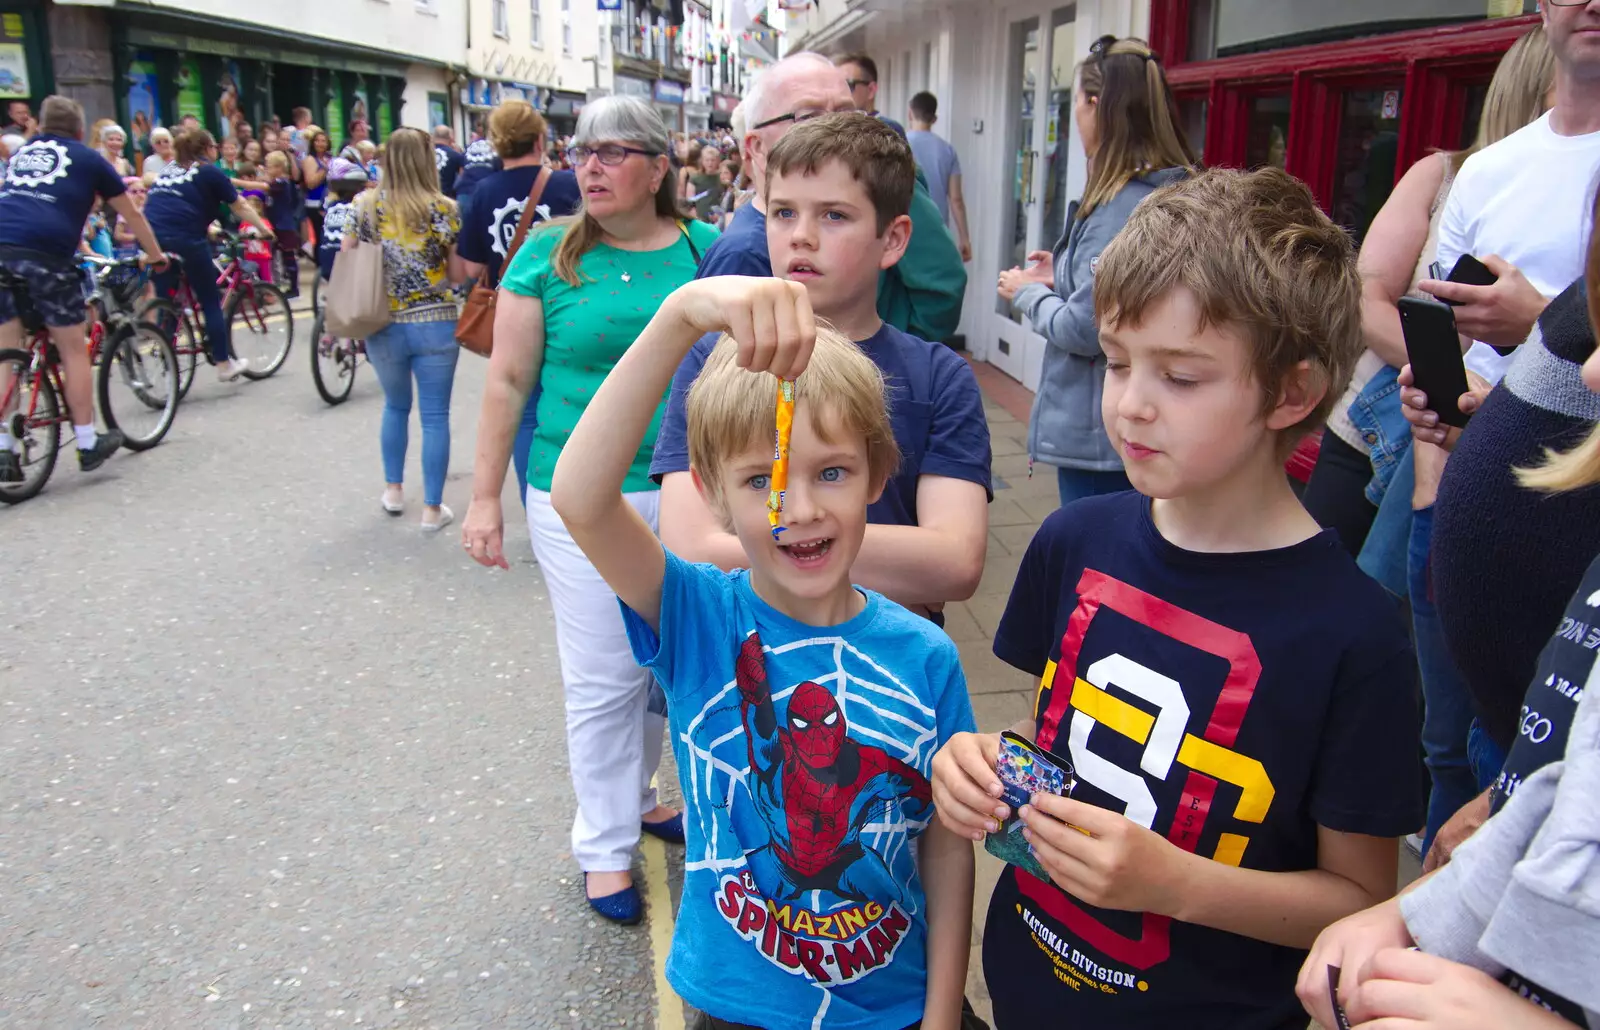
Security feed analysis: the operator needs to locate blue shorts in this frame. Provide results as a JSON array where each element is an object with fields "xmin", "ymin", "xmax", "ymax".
[{"xmin": 0, "ymin": 254, "xmax": 88, "ymax": 329}]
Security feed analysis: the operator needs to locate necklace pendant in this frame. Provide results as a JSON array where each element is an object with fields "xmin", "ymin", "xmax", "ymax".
[{"xmin": 620, "ymin": 271, "xmax": 631, "ymax": 283}]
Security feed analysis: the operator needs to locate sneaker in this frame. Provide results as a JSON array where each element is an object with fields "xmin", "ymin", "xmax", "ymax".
[
  {"xmin": 0, "ymin": 448, "xmax": 20, "ymax": 483},
  {"xmin": 77, "ymin": 430, "xmax": 124, "ymax": 472},
  {"xmin": 1404, "ymin": 833, "xmax": 1424, "ymax": 861},
  {"xmin": 420, "ymin": 504, "xmax": 454, "ymax": 534},
  {"xmin": 218, "ymin": 357, "xmax": 250, "ymax": 382},
  {"xmin": 380, "ymin": 489, "xmax": 404, "ymax": 516}
]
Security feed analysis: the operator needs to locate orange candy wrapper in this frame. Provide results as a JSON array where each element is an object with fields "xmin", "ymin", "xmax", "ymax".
[{"xmin": 767, "ymin": 378, "xmax": 796, "ymax": 541}]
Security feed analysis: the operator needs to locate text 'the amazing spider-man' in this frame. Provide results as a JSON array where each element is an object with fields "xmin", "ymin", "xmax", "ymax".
[{"xmin": 734, "ymin": 631, "xmax": 933, "ymax": 903}]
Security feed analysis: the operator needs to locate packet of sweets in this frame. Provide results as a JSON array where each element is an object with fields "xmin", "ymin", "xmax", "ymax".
[{"xmin": 984, "ymin": 731, "xmax": 1076, "ymax": 880}]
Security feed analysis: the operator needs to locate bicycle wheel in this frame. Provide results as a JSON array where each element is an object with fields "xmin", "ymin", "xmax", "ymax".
[
  {"xmin": 309, "ymin": 311, "xmax": 357, "ymax": 406},
  {"xmin": 227, "ymin": 283, "xmax": 293, "ymax": 379},
  {"xmin": 0, "ymin": 347, "xmax": 61, "ymax": 503},
  {"xmin": 140, "ymin": 297, "xmax": 199, "ymax": 398},
  {"xmin": 98, "ymin": 323, "xmax": 179, "ymax": 451}
]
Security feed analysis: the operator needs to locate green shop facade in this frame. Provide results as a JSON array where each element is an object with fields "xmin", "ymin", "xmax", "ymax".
[{"xmin": 112, "ymin": 14, "xmax": 415, "ymax": 153}]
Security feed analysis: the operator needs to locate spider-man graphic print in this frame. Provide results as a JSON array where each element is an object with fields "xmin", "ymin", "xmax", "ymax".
[
  {"xmin": 620, "ymin": 552, "xmax": 975, "ymax": 1029},
  {"xmin": 735, "ymin": 631, "xmax": 934, "ymax": 902}
]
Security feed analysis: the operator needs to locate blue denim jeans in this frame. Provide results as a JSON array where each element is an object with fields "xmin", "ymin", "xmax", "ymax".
[
  {"xmin": 154, "ymin": 239, "xmax": 230, "ymax": 363},
  {"xmin": 1056, "ymin": 466, "xmax": 1132, "ymax": 507},
  {"xmin": 365, "ymin": 319, "xmax": 459, "ymax": 507},
  {"xmin": 511, "ymin": 386, "xmax": 541, "ymax": 507},
  {"xmin": 1409, "ymin": 504, "xmax": 1481, "ymax": 857},
  {"xmin": 1468, "ymin": 719, "xmax": 1507, "ymax": 791},
  {"xmin": 1357, "ymin": 444, "xmax": 1414, "ymax": 600}
]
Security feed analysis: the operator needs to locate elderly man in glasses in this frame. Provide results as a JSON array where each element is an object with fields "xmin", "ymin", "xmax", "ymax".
[{"xmin": 691, "ymin": 51, "xmax": 965, "ymax": 346}]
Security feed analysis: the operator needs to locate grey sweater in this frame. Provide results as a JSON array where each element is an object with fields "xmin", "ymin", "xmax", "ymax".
[
  {"xmin": 1402, "ymin": 666, "xmax": 1600, "ymax": 1025},
  {"xmin": 1012, "ymin": 167, "xmax": 1189, "ymax": 471}
]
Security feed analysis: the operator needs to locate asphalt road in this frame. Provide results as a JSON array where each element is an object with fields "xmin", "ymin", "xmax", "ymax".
[{"xmin": 0, "ymin": 336, "xmax": 666, "ymax": 1028}]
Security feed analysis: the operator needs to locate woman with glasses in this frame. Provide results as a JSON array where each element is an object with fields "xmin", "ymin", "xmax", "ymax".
[{"xmin": 462, "ymin": 95, "xmax": 718, "ymax": 925}]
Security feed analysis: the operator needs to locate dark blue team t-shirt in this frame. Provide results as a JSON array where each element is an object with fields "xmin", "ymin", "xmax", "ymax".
[
  {"xmin": 435, "ymin": 144, "xmax": 466, "ymax": 197},
  {"xmin": 0, "ymin": 134, "xmax": 126, "ymax": 260},
  {"xmin": 317, "ymin": 198, "xmax": 356, "ymax": 281},
  {"xmin": 650, "ymin": 320, "xmax": 993, "ymax": 525},
  {"xmin": 145, "ymin": 162, "xmax": 239, "ymax": 244},
  {"xmin": 985, "ymin": 492, "xmax": 1423, "ymax": 1030},
  {"xmin": 692, "ymin": 199, "xmax": 771, "ymax": 279},
  {"xmin": 456, "ymin": 165, "xmax": 581, "ymax": 284}
]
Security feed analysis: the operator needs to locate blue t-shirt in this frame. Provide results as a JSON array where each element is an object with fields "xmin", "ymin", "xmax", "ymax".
[
  {"xmin": 984, "ymin": 492, "xmax": 1424, "ymax": 1030},
  {"xmin": 456, "ymin": 165, "xmax": 581, "ymax": 284},
  {"xmin": 621, "ymin": 550, "xmax": 976, "ymax": 1029},
  {"xmin": 693, "ymin": 198, "xmax": 771, "ymax": 278},
  {"xmin": 651, "ymin": 321, "xmax": 992, "ymax": 524},
  {"xmin": 434, "ymin": 143, "xmax": 466, "ymax": 197},
  {"xmin": 266, "ymin": 177, "xmax": 300, "ymax": 232},
  {"xmin": 317, "ymin": 198, "xmax": 355, "ymax": 281},
  {"xmin": 0, "ymin": 134, "xmax": 127, "ymax": 260},
  {"xmin": 145, "ymin": 162, "xmax": 239, "ymax": 244}
]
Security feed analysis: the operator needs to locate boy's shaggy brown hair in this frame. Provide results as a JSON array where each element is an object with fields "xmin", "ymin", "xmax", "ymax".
[{"xmin": 763, "ymin": 112, "xmax": 914, "ymax": 235}]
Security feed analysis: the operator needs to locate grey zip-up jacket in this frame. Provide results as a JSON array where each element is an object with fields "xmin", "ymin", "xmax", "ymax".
[
  {"xmin": 1011, "ymin": 167, "xmax": 1190, "ymax": 471},
  {"xmin": 1401, "ymin": 667, "xmax": 1600, "ymax": 1026}
]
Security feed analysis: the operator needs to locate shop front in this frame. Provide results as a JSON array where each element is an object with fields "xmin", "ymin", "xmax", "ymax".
[
  {"xmin": 0, "ymin": 1, "xmax": 51, "ymax": 122},
  {"xmin": 1150, "ymin": 0, "xmax": 1539, "ymax": 243},
  {"xmin": 545, "ymin": 89, "xmax": 587, "ymax": 136},
  {"xmin": 115, "ymin": 20, "xmax": 415, "ymax": 155},
  {"xmin": 653, "ymin": 77, "xmax": 684, "ymax": 132},
  {"xmin": 710, "ymin": 90, "xmax": 738, "ymax": 128}
]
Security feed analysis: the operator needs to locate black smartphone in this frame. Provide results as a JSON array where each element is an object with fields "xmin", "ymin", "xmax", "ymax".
[
  {"xmin": 1428, "ymin": 254, "xmax": 1499, "ymax": 306},
  {"xmin": 1398, "ymin": 295, "xmax": 1472, "ymax": 428}
]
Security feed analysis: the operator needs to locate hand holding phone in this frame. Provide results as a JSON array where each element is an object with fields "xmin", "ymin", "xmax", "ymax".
[{"xmin": 1398, "ymin": 295, "xmax": 1473, "ymax": 429}]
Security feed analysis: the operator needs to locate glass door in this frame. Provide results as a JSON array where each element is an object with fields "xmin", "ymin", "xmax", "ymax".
[{"xmin": 990, "ymin": 6, "xmax": 1076, "ymax": 389}]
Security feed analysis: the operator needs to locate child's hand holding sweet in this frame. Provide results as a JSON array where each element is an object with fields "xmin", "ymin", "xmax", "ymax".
[
  {"xmin": 1295, "ymin": 896, "xmax": 1413, "ymax": 1028},
  {"xmin": 1344, "ymin": 949, "xmax": 1573, "ymax": 1030},
  {"xmin": 930, "ymin": 731, "xmax": 1007, "ymax": 841},
  {"xmin": 667, "ymin": 276, "xmax": 815, "ymax": 381},
  {"xmin": 1019, "ymin": 793, "xmax": 1190, "ymax": 915}
]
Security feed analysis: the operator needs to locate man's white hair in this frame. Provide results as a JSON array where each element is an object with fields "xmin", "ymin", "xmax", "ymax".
[{"xmin": 743, "ymin": 51, "xmax": 838, "ymax": 128}]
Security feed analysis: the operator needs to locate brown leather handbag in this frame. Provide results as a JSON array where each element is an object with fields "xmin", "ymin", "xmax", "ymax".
[{"xmin": 455, "ymin": 166, "xmax": 550, "ymax": 357}]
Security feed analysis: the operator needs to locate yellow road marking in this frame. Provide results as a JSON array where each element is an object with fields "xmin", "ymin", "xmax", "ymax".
[{"xmin": 640, "ymin": 835, "xmax": 683, "ymax": 1030}]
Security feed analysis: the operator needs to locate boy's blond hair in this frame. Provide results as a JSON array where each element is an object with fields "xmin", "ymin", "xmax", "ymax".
[
  {"xmin": 687, "ymin": 325, "xmax": 900, "ymax": 520},
  {"xmin": 1094, "ymin": 166, "xmax": 1361, "ymax": 444},
  {"xmin": 264, "ymin": 149, "xmax": 289, "ymax": 176}
]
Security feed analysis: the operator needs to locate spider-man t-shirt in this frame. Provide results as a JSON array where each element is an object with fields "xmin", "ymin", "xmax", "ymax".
[
  {"xmin": 984, "ymin": 493, "xmax": 1423, "ymax": 1030},
  {"xmin": 622, "ymin": 549, "xmax": 976, "ymax": 1030}
]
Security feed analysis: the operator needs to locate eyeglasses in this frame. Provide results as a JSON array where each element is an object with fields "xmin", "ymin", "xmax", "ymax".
[
  {"xmin": 567, "ymin": 144, "xmax": 657, "ymax": 166},
  {"xmin": 844, "ymin": 78, "xmax": 873, "ymax": 91},
  {"xmin": 750, "ymin": 107, "xmax": 845, "ymax": 130}
]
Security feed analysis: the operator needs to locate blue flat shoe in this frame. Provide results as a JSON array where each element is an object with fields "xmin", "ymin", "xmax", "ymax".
[
  {"xmin": 640, "ymin": 813, "xmax": 685, "ymax": 845},
  {"xmin": 584, "ymin": 873, "xmax": 643, "ymax": 925}
]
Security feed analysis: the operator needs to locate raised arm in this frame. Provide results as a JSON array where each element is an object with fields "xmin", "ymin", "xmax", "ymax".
[{"xmin": 947, "ymin": 171, "xmax": 971, "ymax": 264}]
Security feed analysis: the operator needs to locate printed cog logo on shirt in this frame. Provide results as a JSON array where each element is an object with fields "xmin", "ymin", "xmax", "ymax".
[
  {"xmin": 155, "ymin": 163, "xmax": 202, "ymax": 186},
  {"xmin": 5, "ymin": 140, "xmax": 72, "ymax": 187}
]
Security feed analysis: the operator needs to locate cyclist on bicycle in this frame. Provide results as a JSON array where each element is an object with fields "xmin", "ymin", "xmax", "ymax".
[
  {"xmin": 144, "ymin": 128, "xmax": 274, "ymax": 384},
  {"xmin": 0, "ymin": 95, "xmax": 167, "ymax": 484}
]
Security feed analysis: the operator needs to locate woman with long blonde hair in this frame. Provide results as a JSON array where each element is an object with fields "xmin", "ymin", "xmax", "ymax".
[
  {"xmin": 343, "ymin": 126, "xmax": 465, "ymax": 532},
  {"xmin": 461, "ymin": 95, "xmax": 718, "ymax": 924},
  {"xmin": 998, "ymin": 34, "xmax": 1198, "ymax": 506}
]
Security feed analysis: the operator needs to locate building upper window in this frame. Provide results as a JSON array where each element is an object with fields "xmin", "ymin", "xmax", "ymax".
[
  {"xmin": 563, "ymin": 22, "xmax": 573, "ymax": 55},
  {"xmin": 1187, "ymin": 0, "xmax": 1533, "ymax": 60},
  {"xmin": 493, "ymin": 0, "xmax": 508, "ymax": 38},
  {"xmin": 531, "ymin": 0, "xmax": 542, "ymax": 46}
]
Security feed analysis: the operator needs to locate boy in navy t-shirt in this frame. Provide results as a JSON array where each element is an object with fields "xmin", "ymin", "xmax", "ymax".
[
  {"xmin": 548, "ymin": 273, "xmax": 977, "ymax": 1028},
  {"xmin": 0, "ymin": 95, "xmax": 166, "ymax": 480},
  {"xmin": 930, "ymin": 168, "xmax": 1424, "ymax": 1030},
  {"xmin": 652, "ymin": 114, "xmax": 991, "ymax": 625}
]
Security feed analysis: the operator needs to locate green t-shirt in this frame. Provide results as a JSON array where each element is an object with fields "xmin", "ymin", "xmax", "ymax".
[{"xmin": 501, "ymin": 218, "xmax": 719, "ymax": 493}]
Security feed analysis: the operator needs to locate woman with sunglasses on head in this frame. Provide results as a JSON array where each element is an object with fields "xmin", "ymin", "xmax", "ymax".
[
  {"xmin": 462, "ymin": 95, "xmax": 717, "ymax": 926},
  {"xmin": 998, "ymin": 35, "xmax": 1199, "ymax": 508}
]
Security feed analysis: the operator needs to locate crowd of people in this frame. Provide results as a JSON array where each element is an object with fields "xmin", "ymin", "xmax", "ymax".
[{"xmin": 4, "ymin": 8, "xmax": 1599, "ymax": 1028}]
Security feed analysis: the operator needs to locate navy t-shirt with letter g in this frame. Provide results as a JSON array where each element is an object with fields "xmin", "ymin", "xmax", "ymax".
[
  {"xmin": 144, "ymin": 161, "xmax": 239, "ymax": 245},
  {"xmin": 649, "ymin": 320, "xmax": 993, "ymax": 526},
  {"xmin": 984, "ymin": 492, "xmax": 1423, "ymax": 1030},
  {"xmin": 0, "ymin": 133, "xmax": 127, "ymax": 260}
]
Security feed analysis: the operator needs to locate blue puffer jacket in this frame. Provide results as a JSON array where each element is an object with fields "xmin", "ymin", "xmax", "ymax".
[{"xmin": 1012, "ymin": 167, "xmax": 1189, "ymax": 471}]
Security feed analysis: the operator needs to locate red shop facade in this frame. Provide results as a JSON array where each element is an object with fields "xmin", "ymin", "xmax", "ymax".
[{"xmin": 1147, "ymin": 1, "xmax": 1541, "ymax": 243}]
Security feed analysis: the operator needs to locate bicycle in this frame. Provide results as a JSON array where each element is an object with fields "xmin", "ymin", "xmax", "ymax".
[
  {"xmin": 308, "ymin": 307, "xmax": 366, "ymax": 405},
  {"xmin": 0, "ymin": 257, "xmax": 177, "ymax": 503},
  {"xmin": 138, "ymin": 234, "xmax": 295, "ymax": 396},
  {"xmin": 81, "ymin": 254, "xmax": 181, "ymax": 452}
]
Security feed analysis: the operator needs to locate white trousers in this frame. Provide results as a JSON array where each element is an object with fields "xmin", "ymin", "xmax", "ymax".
[{"xmin": 526, "ymin": 485, "xmax": 665, "ymax": 872}]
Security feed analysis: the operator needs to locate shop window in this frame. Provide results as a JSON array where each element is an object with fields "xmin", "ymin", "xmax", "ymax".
[
  {"xmin": 1186, "ymin": 0, "xmax": 1531, "ymax": 60},
  {"xmin": 493, "ymin": 0, "xmax": 509, "ymax": 38},
  {"xmin": 1041, "ymin": 13, "xmax": 1077, "ymax": 245},
  {"xmin": 531, "ymin": 0, "xmax": 542, "ymax": 46},
  {"xmin": 1330, "ymin": 87, "xmax": 1403, "ymax": 244},
  {"xmin": 1179, "ymin": 97, "xmax": 1207, "ymax": 159},
  {"xmin": 1244, "ymin": 93, "xmax": 1290, "ymax": 169},
  {"xmin": 1458, "ymin": 79, "xmax": 1490, "ymax": 148}
]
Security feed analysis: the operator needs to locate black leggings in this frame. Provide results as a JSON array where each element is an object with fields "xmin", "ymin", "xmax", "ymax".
[
  {"xmin": 305, "ymin": 206, "xmax": 324, "ymax": 252},
  {"xmin": 1302, "ymin": 431, "xmax": 1378, "ymax": 558}
]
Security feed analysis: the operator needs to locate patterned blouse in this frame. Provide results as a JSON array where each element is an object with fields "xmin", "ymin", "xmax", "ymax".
[{"xmin": 353, "ymin": 193, "xmax": 461, "ymax": 320}]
